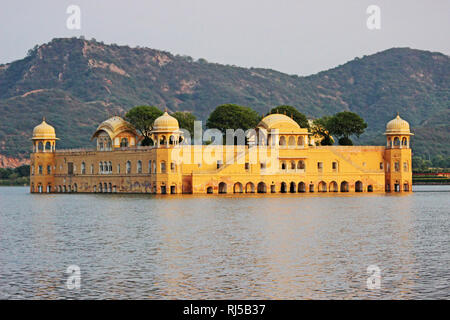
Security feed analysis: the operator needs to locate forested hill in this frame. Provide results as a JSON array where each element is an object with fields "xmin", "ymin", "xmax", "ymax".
[{"xmin": 0, "ymin": 37, "xmax": 448, "ymax": 164}]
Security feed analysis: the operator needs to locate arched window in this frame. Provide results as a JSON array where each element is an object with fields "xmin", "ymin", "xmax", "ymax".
[
  {"xmin": 99, "ymin": 162, "xmax": 103, "ymax": 174},
  {"xmin": 297, "ymin": 160, "xmax": 305, "ymax": 170},
  {"xmin": 81, "ymin": 162, "xmax": 86, "ymax": 174},
  {"xmin": 281, "ymin": 161, "xmax": 286, "ymax": 170},
  {"xmin": 160, "ymin": 161, "xmax": 166, "ymax": 173},
  {"xmin": 245, "ymin": 182, "xmax": 255, "ymax": 193},
  {"xmin": 257, "ymin": 182, "xmax": 267, "ymax": 193},
  {"xmin": 233, "ymin": 182, "xmax": 243, "ymax": 193},
  {"xmin": 126, "ymin": 161, "xmax": 131, "ymax": 174},
  {"xmin": 218, "ymin": 182, "xmax": 227, "ymax": 194},
  {"xmin": 402, "ymin": 137, "xmax": 407, "ymax": 146},
  {"xmin": 355, "ymin": 181, "xmax": 363, "ymax": 192},
  {"xmin": 108, "ymin": 161, "xmax": 112, "ymax": 172},
  {"xmin": 117, "ymin": 164, "xmax": 120, "ymax": 174},
  {"xmin": 137, "ymin": 160, "xmax": 142, "ymax": 174},
  {"xmin": 148, "ymin": 160, "xmax": 152, "ymax": 173},
  {"xmin": 170, "ymin": 162, "xmax": 176, "ymax": 172},
  {"xmin": 290, "ymin": 161, "xmax": 296, "ymax": 170},
  {"xmin": 393, "ymin": 137, "xmax": 400, "ymax": 146},
  {"xmin": 288, "ymin": 136, "xmax": 295, "ymax": 146},
  {"xmin": 169, "ymin": 135, "xmax": 176, "ymax": 145},
  {"xmin": 279, "ymin": 136, "xmax": 286, "ymax": 146},
  {"xmin": 160, "ymin": 136, "xmax": 167, "ymax": 145},
  {"xmin": 45, "ymin": 141, "xmax": 51, "ymax": 152},
  {"xmin": 38, "ymin": 142, "xmax": 44, "ymax": 152},
  {"xmin": 297, "ymin": 136, "xmax": 304, "ymax": 146},
  {"xmin": 120, "ymin": 138, "xmax": 129, "ymax": 148}
]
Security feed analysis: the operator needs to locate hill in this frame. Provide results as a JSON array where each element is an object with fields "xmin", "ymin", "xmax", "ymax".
[{"xmin": 0, "ymin": 37, "xmax": 448, "ymax": 165}]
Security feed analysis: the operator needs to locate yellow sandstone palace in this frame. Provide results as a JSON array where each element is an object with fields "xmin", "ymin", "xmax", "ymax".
[{"xmin": 30, "ymin": 112, "xmax": 413, "ymax": 194}]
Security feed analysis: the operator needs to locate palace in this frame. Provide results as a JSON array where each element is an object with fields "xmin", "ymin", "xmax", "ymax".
[{"xmin": 30, "ymin": 112, "xmax": 413, "ymax": 194}]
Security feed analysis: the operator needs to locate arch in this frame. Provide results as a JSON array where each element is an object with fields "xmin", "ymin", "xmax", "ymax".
[
  {"xmin": 45, "ymin": 141, "xmax": 51, "ymax": 152},
  {"xmin": 403, "ymin": 183, "xmax": 409, "ymax": 192},
  {"xmin": 318, "ymin": 181, "xmax": 327, "ymax": 192},
  {"xmin": 297, "ymin": 136, "xmax": 304, "ymax": 146},
  {"xmin": 290, "ymin": 161, "xmax": 296, "ymax": 170},
  {"xmin": 68, "ymin": 185, "xmax": 72, "ymax": 193},
  {"xmin": 38, "ymin": 184, "xmax": 43, "ymax": 193},
  {"xmin": 233, "ymin": 182, "xmax": 243, "ymax": 193},
  {"xmin": 393, "ymin": 137, "xmax": 400, "ymax": 147},
  {"xmin": 206, "ymin": 186, "xmax": 213, "ymax": 194},
  {"xmin": 309, "ymin": 184, "xmax": 314, "ymax": 192},
  {"xmin": 297, "ymin": 160, "xmax": 305, "ymax": 170},
  {"xmin": 81, "ymin": 162, "xmax": 86, "ymax": 174},
  {"xmin": 257, "ymin": 182, "xmax": 267, "ymax": 193},
  {"xmin": 169, "ymin": 135, "xmax": 176, "ymax": 145},
  {"xmin": 401, "ymin": 137, "xmax": 407, "ymax": 146},
  {"xmin": 137, "ymin": 160, "xmax": 142, "ymax": 173},
  {"xmin": 288, "ymin": 136, "xmax": 295, "ymax": 146},
  {"xmin": 126, "ymin": 161, "xmax": 131, "ymax": 174},
  {"xmin": 298, "ymin": 182, "xmax": 306, "ymax": 193},
  {"xmin": 120, "ymin": 138, "xmax": 129, "ymax": 148},
  {"xmin": 47, "ymin": 184, "xmax": 52, "ymax": 193},
  {"xmin": 329, "ymin": 181, "xmax": 338, "ymax": 192},
  {"xmin": 281, "ymin": 161, "xmax": 286, "ymax": 170},
  {"xmin": 289, "ymin": 182, "xmax": 296, "ymax": 193},
  {"xmin": 355, "ymin": 181, "xmax": 363, "ymax": 192},
  {"xmin": 38, "ymin": 141, "xmax": 44, "ymax": 152},
  {"xmin": 148, "ymin": 160, "xmax": 152, "ymax": 173},
  {"xmin": 279, "ymin": 136, "xmax": 286, "ymax": 146},
  {"xmin": 245, "ymin": 182, "xmax": 255, "ymax": 193},
  {"xmin": 218, "ymin": 182, "xmax": 227, "ymax": 194},
  {"xmin": 103, "ymin": 183, "xmax": 108, "ymax": 193},
  {"xmin": 170, "ymin": 185, "xmax": 176, "ymax": 194},
  {"xmin": 98, "ymin": 183, "xmax": 102, "ymax": 193},
  {"xmin": 280, "ymin": 182, "xmax": 287, "ymax": 193},
  {"xmin": 340, "ymin": 181, "xmax": 349, "ymax": 192},
  {"xmin": 108, "ymin": 183, "xmax": 112, "ymax": 193},
  {"xmin": 73, "ymin": 183, "xmax": 77, "ymax": 193},
  {"xmin": 368, "ymin": 185, "xmax": 373, "ymax": 192},
  {"xmin": 270, "ymin": 184, "xmax": 276, "ymax": 193},
  {"xmin": 159, "ymin": 135, "xmax": 167, "ymax": 145}
]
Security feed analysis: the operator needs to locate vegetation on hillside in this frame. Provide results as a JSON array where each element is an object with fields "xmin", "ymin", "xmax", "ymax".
[{"xmin": 0, "ymin": 38, "xmax": 448, "ymax": 161}]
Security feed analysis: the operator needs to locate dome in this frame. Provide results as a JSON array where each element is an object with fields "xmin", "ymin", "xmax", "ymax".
[
  {"xmin": 257, "ymin": 114, "xmax": 304, "ymax": 132},
  {"xmin": 91, "ymin": 116, "xmax": 136, "ymax": 140},
  {"xmin": 32, "ymin": 118, "xmax": 58, "ymax": 140},
  {"xmin": 385, "ymin": 113, "xmax": 412, "ymax": 135},
  {"xmin": 152, "ymin": 112, "xmax": 179, "ymax": 132}
]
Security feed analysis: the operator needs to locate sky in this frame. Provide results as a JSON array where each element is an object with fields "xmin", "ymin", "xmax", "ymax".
[{"xmin": 0, "ymin": 0, "xmax": 449, "ymax": 75}]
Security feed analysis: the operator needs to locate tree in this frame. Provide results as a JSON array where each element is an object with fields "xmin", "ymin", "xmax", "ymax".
[
  {"xmin": 206, "ymin": 104, "xmax": 261, "ymax": 133},
  {"xmin": 326, "ymin": 111, "xmax": 367, "ymax": 145},
  {"xmin": 311, "ymin": 116, "xmax": 334, "ymax": 145},
  {"xmin": 269, "ymin": 105, "xmax": 309, "ymax": 129},
  {"xmin": 172, "ymin": 111, "xmax": 197, "ymax": 137},
  {"xmin": 125, "ymin": 105, "xmax": 163, "ymax": 146}
]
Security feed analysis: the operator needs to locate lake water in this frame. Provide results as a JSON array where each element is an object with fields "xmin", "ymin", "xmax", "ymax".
[{"xmin": 0, "ymin": 186, "xmax": 449, "ymax": 299}]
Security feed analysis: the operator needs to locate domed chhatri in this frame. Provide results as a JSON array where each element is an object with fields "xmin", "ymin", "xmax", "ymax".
[
  {"xmin": 91, "ymin": 116, "xmax": 137, "ymax": 150},
  {"xmin": 32, "ymin": 118, "xmax": 58, "ymax": 140},
  {"xmin": 385, "ymin": 113, "xmax": 413, "ymax": 135},
  {"xmin": 257, "ymin": 114, "xmax": 306, "ymax": 132},
  {"xmin": 152, "ymin": 112, "xmax": 179, "ymax": 132}
]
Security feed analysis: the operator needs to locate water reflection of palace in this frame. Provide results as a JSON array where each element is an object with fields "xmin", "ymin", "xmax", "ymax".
[{"xmin": 30, "ymin": 112, "xmax": 413, "ymax": 195}]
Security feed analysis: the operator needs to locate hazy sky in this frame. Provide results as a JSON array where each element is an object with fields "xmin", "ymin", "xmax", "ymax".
[{"xmin": 1, "ymin": 0, "xmax": 449, "ymax": 75}]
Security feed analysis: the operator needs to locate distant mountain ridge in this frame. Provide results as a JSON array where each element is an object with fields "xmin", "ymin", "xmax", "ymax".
[{"xmin": 0, "ymin": 38, "xmax": 448, "ymax": 165}]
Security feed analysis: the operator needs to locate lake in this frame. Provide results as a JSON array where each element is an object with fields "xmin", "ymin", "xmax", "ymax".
[{"xmin": 0, "ymin": 186, "xmax": 449, "ymax": 299}]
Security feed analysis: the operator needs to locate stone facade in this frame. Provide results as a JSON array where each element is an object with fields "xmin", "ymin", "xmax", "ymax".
[{"xmin": 30, "ymin": 113, "xmax": 413, "ymax": 194}]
